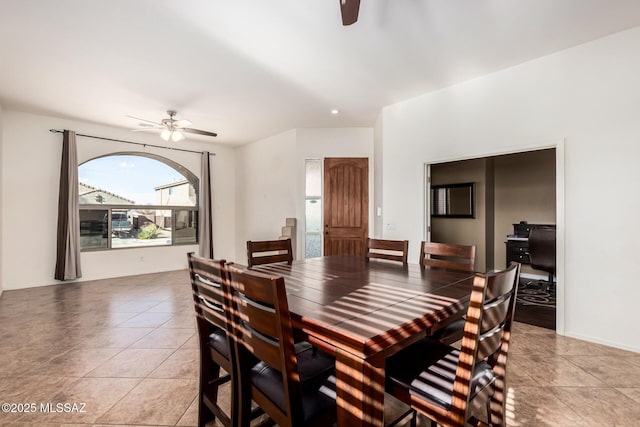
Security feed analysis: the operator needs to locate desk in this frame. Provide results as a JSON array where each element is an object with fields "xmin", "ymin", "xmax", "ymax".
[
  {"xmin": 506, "ymin": 236, "xmax": 530, "ymax": 266},
  {"xmin": 252, "ymin": 255, "xmax": 475, "ymax": 427},
  {"xmin": 505, "ymin": 223, "xmax": 556, "ymax": 267}
]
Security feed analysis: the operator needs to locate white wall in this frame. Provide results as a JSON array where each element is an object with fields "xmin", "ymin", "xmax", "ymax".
[
  {"xmin": 234, "ymin": 129, "xmax": 298, "ymax": 263},
  {"xmin": 381, "ymin": 26, "xmax": 640, "ymax": 352},
  {"xmin": 235, "ymin": 127, "xmax": 374, "ymax": 262},
  {"xmin": 373, "ymin": 114, "xmax": 383, "ymax": 237},
  {"xmin": 1, "ymin": 110, "xmax": 236, "ymax": 290}
]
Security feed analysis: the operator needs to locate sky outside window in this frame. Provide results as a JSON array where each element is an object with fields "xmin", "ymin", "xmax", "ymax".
[{"xmin": 79, "ymin": 155, "xmax": 186, "ymax": 204}]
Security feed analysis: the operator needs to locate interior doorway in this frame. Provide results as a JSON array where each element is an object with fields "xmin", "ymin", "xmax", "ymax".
[{"xmin": 425, "ymin": 146, "xmax": 562, "ymax": 331}]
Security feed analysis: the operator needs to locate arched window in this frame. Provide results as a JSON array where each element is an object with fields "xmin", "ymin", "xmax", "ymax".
[{"xmin": 78, "ymin": 153, "xmax": 199, "ymax": 250}]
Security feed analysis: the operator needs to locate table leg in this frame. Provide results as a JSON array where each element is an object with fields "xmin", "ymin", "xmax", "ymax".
[{"xmin": 335, "ymin": 348, "xmax": 385, "ymax": 427}]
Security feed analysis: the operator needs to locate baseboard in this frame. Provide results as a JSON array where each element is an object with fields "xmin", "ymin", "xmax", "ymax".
[{"xmin": 563, "ymin": 331, "xmax": 640, "ymax": 354}]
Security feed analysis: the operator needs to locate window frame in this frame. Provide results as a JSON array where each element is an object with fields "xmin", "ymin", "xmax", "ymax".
[
  {"xmin": 304, "ymin": 158, "xmax": 323, "ymax": 259},
  {"xmin": 78, "ymin": 152, "xmax": 200, "ymax": 252}
]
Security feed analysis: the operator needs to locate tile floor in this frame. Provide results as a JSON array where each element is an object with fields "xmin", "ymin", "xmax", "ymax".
[{"xmin": 0, "ymin": 269, "xmax": 639, "ymax": 426}]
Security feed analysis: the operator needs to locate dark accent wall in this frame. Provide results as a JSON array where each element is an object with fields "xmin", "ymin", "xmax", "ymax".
[{"xmin": 432, "ymin": 158, "xmax": 487, "ymax": 271}]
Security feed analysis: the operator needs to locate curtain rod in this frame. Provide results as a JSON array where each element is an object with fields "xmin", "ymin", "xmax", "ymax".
[{"xmin": 49, "ymin": 129, "xmax": 215, "ymax": 156}]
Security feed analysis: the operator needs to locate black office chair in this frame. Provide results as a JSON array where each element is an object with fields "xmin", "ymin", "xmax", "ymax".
[{"xmin": 527, "ymin": 226, "xmax": 556, "ymax": 291}]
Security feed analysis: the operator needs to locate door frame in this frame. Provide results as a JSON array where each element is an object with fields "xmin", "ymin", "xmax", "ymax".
[
  {"xmin": 424, "ymin": 163, "xmax": 432, "ymax": 244},
  {"xmin": 300, "ymin": 156, "xmax": 374, "ymax": 260},
  {"xmin": 423, "ymin": 139, "xmax": 565, "ymax": 335}
]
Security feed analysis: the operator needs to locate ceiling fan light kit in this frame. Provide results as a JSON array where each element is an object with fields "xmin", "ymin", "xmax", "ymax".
[
  {"xmin": 128, "ymin": 110, "xmax": 217, "ymax": 141},
  {"xmin": 161, "ymin": 129, "xmax": 184, "ymax": 142}
]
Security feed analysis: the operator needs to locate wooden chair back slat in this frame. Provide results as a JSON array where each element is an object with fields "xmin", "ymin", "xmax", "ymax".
[
  {"xmin": 239, "ymin": 321, "xmax": 282, "ymax": 369},
  {"xmin": 232, "ymin": 270, "xmax": 278, "ymax": 306},
  {"xmin": 366, "ymin": 238, "xmax": 409, "ymax": 264},
  {"xmin": 420, "ymin": 241, "xmax": 476, "ymax": 272},
  {"xmin": 479, "ymin": 298, "xmax": 511, "ymax": 335},
  {"xmin": 235, "ymin": 295, "xmax": 281, "ymax": 354},
  {"xmin": 476, "ymin": 328, "xmax": 505, "ymax": 361},
  {"xmin": 247, "ymin": 238, "xmax": 293, "ymax": 268},
  {"xmin": 192, "ymin": 277, "xmax": 227, "ymax": 330},
  {"xmin": 484, "ymin": 268, "xmax": 517, "ymax": 300}
]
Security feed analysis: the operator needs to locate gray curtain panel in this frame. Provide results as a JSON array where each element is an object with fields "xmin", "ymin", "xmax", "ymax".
[
  {"xmin": 54, "ymin": 130, "xmax": 82, "ymax": 280},
  {"xmin": 199, "ymin": 151, "xmax": 214, "ymax": 258}
]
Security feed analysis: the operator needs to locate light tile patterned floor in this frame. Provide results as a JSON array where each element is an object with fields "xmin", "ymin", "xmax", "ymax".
[{"xmin": 0, "ymin": 269, "xmax": 639, "ymax": 426}]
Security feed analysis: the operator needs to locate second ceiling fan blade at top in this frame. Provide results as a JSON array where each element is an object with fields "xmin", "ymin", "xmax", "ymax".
[
  {"xmin": 131, "ymin": 128, "xmax": 162, "ymax": 132},
  {"xmin": 340, "ymin": 0, "xmax": 360, "ymax": 26},
  {"xmin": 126, "ymin": 115, "xmax": 162, "ymax": 125},
  {"xmin": 183, "ymin": 128, "xmax": 218, "ymax": 137}
]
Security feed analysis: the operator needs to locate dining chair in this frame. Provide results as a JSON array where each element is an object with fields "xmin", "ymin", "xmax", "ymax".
[
  {"xmin": 420, "ymin": 242, "xmax": 477, "ymax": 344},
  {"xmin": 225, "ymin": 264, "xmax": 337, "ymax": 427},
  {"xmin": 385, "ymin": 262, "xmax": 521, "ymax": 427},
  {"xmin": 246, "ymin": 238, "xmax": 293, "ymax": 268},
  {"xmin": 419, "ymin": 241, "xmax": 476, "ymax": 272},
  {"xmin": 366, "ymin": 237, "xmax": 409, "ymax": 264},
  {"xmin": 187, "ymin": 253, "xmax": 237, "ymax": 427},
  {"xmin": 527, "ymin": 225, "xmax": 556, "ymax": 291}
]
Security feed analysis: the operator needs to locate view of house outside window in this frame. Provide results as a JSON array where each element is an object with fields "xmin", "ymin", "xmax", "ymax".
[{"xmin": 78, "ymin": 154, "xmax": 198, "ymax": 251}]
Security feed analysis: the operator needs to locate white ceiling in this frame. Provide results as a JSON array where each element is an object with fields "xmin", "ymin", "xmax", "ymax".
[{"xmin": 1, "ymin": 0, "xmax": 640, "ymax": 145}]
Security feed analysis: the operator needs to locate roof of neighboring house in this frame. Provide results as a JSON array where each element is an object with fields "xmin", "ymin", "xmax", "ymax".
[
  {"xmin": 79, "ymin": 182, "xmax": 135, "ymax": 204},
  {"xmin": 154, "ymin": 179, "xmax": 190, "ymax": 191}
]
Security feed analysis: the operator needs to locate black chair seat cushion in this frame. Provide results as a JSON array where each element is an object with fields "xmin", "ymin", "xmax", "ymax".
[
  {"xmin": 209, "ymin": 329, "xmax": 229, "ymax": 359},
  {"xmin": 251, "ymin": 342, "xmax": 336, "ymax": 422},
  {"xmin": 431, "ymin": 317, "xmax": 466, "ymax": 344},
  {"xmin": 386, "ymin": 338, "xmax": 495, "ymax": 410}
]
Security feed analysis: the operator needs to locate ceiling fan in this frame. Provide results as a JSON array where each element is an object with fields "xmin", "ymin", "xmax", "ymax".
[
  {"xmin": 340, "ymin": 0, "xmax": 360, "ymax": 26},
  {"xmin": 128, "ymin": 110, "xmax": 218, "ymax": 142}
]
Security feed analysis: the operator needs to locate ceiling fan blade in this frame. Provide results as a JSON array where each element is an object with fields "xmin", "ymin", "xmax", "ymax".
[
  {"xmin": 131, "ymin": 128, "xmax": 162, "ymax": 132},
  {"xmin": 183, "ymin": 128, "xmax": 218, "ymax": 138},
  {"xmin": 125, "ymin": 115, "xmax": 162, "ymax": 125},
  {"xmin": 340, "ymin": 0, "xmax": 360, "ymax": 26},
  {"xmin": 172, "ymin": 119, "xmax": 192, "ymax": 128}
]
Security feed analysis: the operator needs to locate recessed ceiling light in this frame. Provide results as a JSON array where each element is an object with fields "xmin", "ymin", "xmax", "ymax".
[{"xmin": 330, "ymin": 109, "xmax": 339, "ymax": 115}]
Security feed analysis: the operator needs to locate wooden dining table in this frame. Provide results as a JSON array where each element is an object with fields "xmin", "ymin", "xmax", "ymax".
[{"xmin": 251, "ymin": 255, "xmax": 476, "ymax": 427}]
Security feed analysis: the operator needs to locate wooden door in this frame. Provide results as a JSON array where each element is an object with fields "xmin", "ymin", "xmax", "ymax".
[{"xmin": 323, "ymin": 158, "xmax": 368, "ymax": 256}]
